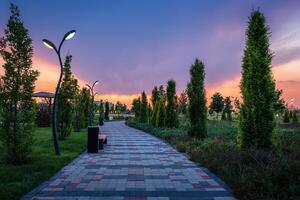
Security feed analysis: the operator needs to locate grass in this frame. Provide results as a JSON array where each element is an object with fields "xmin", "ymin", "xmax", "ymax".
[
  {"xmin": 126, "ymin": 119, "xmax": 300, "ymax": 200},
  {"xmin": 0, "ymin": 127, "xmax": 87, "ymax": 200}
]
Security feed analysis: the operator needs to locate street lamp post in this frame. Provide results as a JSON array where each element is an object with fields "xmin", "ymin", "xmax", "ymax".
[
  {"xmin": 86, "ymin": 80, "xmax": 99, "ymax": 126},
  {"xmin": 42, "ymin": 30, "xmax": 76, "ymax": 155}
]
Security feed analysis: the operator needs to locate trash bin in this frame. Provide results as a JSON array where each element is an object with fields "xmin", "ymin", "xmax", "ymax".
[{"xmin": 87, "ymin": 126, "xmax": 99, "ymax": 153}]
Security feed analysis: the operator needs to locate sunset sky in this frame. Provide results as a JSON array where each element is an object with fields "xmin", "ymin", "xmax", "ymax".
[{"xmin": 0, "ymin": 0, "xmax": 300, "ymax": 107}]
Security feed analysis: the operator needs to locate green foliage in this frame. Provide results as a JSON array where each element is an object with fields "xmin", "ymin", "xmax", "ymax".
[
  {"xmin": 274, "ymin": 89, "xmax": 285, "ymax": 114},
  {"xmin": 0, "ymin": 127, "xmax": 87, "ymax": 200},
  {"xmin": 80, "ymin": 87, "xmax": 92, "ymax": 127},
  {"xmin": 166, "ymin": 80, "xmax": 179, "ymax": 128},
  {"xmin": 150, "ymin": 100, "xmax": 158, "ymax": 126},
  {"xmin": 151, "ymin": 86, "xmax": 159, "ymax": 107},
  {"xmin": 0, "ymin": 4, "xmax": 39, "ymax": 164},
  {"xmin": 178, "ymin": 90, "xmax": 188, "ymax": 115},
  {"xmin": 127, "ymin": 119, "xmax": 300, "ymax": 200},
  {"xmin": 223, "ymin": 96, "xmax": 233, "ymax": 121},
  {"xmin": 140, "ymin": 91, "xmax": 148, "ymax": 123},
  {"xmin": 238, "ymin": 10, "xmax": 276, "ymax": 149},
  {"xmin": 131, "ymin": 97, "xmax": 141, "ymax": 121},
  {"xmin": 104, "ymin": 101, "xmax": 109, "ymax": 120},
  {"xmin": 209, "ymin": 92, "xmax": 224, "ymax": 120},
  {"xmin": 158, "ymin": 85, "xmax": 166, "ymax": 103},
  {"xmin": 115, "ymin": 101, "xmax": 127, "ymax": 114},
  {"xmin": 187, "ymin": 58, "xmax": 207, "ymax": 139},
  {"xmin": 283, "ymin": 109, "xmax": 290, "ymax": 123},
  {"xmin": 292, "ymin": 111, "xmax": 298, "ymax": 124},
  {"xmin": 73, "ymin": 87, "xmax": 86, "ymax": 132},
  {"xmin": 155, "ymin": 100, "xmax": 166, "ymax": 127},
  {"xmin": 57, "ymin": 55, "xmax": 77, "ymax": 140}
]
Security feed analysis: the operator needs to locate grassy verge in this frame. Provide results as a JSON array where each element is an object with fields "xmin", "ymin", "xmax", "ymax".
[
  {"xmin": 126, "ymin": 120, "xmax": 300, "ymax": 200},
  {"xmin": 0, "ymin": 128, "xmax": 87, "ymax": 200}
]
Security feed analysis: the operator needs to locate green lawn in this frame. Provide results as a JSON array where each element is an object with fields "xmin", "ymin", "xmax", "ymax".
[{"xmin": 0, "ymin": 128, "xmax": 87, "ymax": 200}]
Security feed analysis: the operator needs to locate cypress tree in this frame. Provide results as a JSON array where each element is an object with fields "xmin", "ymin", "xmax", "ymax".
[
  {"xmin": 105, "ymin": 101, "xmax": 109, "ymax": 120},
  {"xmin": 150, "ymin": 101, "xmax": 159, "ymax": 126},
  {"xmin": 238, "ymin": 10, "xmax": 276, "ymax": 149},
  {"xmin": 292, "ymin": 111, "xmax": 298, "ymax": 124},
  {"xmin": 283, "ymin": 109, "xmax": 290, "ymax": 123},
  {"xmin": 155, "ymin": 100, "xmax": 166, "ymax": 127},
  {"xmin": 178, "ymin": 90, "xmax": 188, "ymax": 115},
  {"xmin": 140, "ymin": 91, "xmax": 148, "ymax": 123},
  {"xmin": 57, "ymin": 55, "xmax": 77, "ymax": 139},
  {"xmin": 132, "ymin": 97, "xmax": 141, "ymax": 122},
  {"xmin": 187, "ymin": 59, "xmax": 207, "ymax": 139},
  {"xmin": 0, "ymin": 4, "xmax": 39, "ymax": 164},
  {"xmin": 151, "ymin": 86, "xmax": 159, "ymax": 107},
  {"xmin": 81, "ymin": 87, "xmax": 92, "ymax": 127},
  {"xmin": 166, "ymin": 80, "xmax": 179, "ymax": 128},
  {"xmin": 224, "ymin": 96, "xmax": 233, "ymax": 121},
  {"xmin": 73, "ymin": 86, "xmax": 85, "ymax": 132}
]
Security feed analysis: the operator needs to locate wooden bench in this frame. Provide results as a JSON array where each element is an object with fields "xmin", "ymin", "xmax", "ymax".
[{"xmin": 98, "ymin": 134, "xmax": 107, "ymax": 150}]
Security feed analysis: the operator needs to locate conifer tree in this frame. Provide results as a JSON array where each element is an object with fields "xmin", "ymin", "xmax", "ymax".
[
  {"xmin": 178, "ymin": 90, "xmax": 188, "ymax": 115},
  {"xmin": 0, "ymin": 4, "xmax": 39, "ymax": 164},
  {"xmin": 187, "ymin": 59, "xmax": 207, "ymax": 139},
  {"xmin": 151, "ymin": 86, "xmax": 159, "ymax": 107},
  {"xmin": 223, "ymin": 96, "xmax": 233, "ymax": 121},
  {"xmin": 155, "ymin": 100, "xmax": 166, "ymax": 127},
  {"xmin": 150, "ymin": 101, "xmax": 159, "ymax": 126},
  {"xmin": 238, "ymin": 10, "xmax": 276, "ymax": 149},
  {"xmin": 105, "ymin": 101, "xmax": 110, "ymax": 120},
  {"xmin": 292, "ymin": 111, "xmax": 298, "ymax": 124},
  {"xmin": 73, "ymin": 87, "xmax": 85, "ymax": 132},
  {"xmin": 57, "ymin": 55, "xmax": 77, "ymax": 139},
  {"xmin": 140, "ymin": 91, "xmax": 148, "ymax": 123},
  {"xmin": 132, "ymin": 97, "xmax": 141, "ymax": 121},
  {"xmin": 166, "ymin": 80, "xmax": 179, "ymax": 128},
  {"xmin": 81, "ymin": 87, "xmax": 92, "ymax": 127},
  {"xmin": 283, "ymin": 109, "xmax": 290, "ymax": 123}
]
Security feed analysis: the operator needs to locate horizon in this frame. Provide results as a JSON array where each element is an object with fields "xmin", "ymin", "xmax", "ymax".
[{"xmin": 0, "ymin": 0, "xmax": 300, "ymax": 107}]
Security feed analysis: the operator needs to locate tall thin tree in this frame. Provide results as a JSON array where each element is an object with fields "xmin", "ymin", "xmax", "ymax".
[
  {"xmin": 166, "ymin": 80, "xmax": 179, "ymax": 128},
  {"xmin": 187, "ymin": 59, "xmax": 207, "ymax": 139},
  {"xmin": 0, "ymin": 4, "xmax": 39, "ymax": 164},
  {"xmin": 140, "ymin": 91, "xmax": 148, "ymax": 123},
  {"xmin": 238, "ymin": 10, "xmax": 276, "ymax": 149}
]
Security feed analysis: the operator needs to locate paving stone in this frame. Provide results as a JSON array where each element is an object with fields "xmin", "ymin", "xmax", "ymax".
[{"xmin": 22, "ymin": 121, "xmax": 236, "ymax": 200}]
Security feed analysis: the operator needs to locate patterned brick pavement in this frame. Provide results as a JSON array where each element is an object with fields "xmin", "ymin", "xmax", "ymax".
[{"xmin": 23, "ymin": 121, "xmax": 236, "ymax": 200}]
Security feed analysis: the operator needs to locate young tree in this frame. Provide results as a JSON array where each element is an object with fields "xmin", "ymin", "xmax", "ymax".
[
  {"xmin": 223, "ymin": 96, "xmax": 233, "ymax": 121},
  {"xmin": 158, "ymin": 85, "xmax": 166, "ymax": 103},
  {"xmin": 238, "ymin": 10, "xmax": 277, "ymax": 149},
  {"xmin": 187, "ymin": 59, "xmax": 207, "ymax": 139},
  {"xmin": 132, "ymin": 97, "xmax": 141, "ymax": 121},
  {"xmin": 0, "ymin": 4, "xmax": 39, "ymax": 164},
  {"xmin": 166, "ymin": 80, "xmax": 179, "ymax": 128},
  {"xmin": 57, "ymin": 55, "xmax": 77, "ymax": 139},
  {"xmin": 98, "ymin": 100, "xmax": 104, "ymax": 125},
  {"xmin": 292, "ymin": 111, "xmax": 298, "ymax": 124},
  {"xmin": 73, "ymin": 86, "xmax": 85, "ymax": 132},
  {"xmin": 81, "ymin": 87, "xmax": 92, "ymax": 127},
  {"xmin": 283, "ymin": 109, "xmax": 290, "ymax": 123},
  {"xmin": 155, "ymin": 100, "xmax": 166, "ymax": 127},
  {"xmin": 105, "ymin": 101, "xmax": 110, "ymax": 120},
  {"xmin": 140, "ymin": 91, "xmax": 148, "ymax": 123},
  {"xmin": 178, "ymin": 90, "xmax": 188, "ymax": 115},
  {"xmin": 234, "ymin": 97, "xmax": 241, "ymax": 115},
  {"xmin": 151, "ymin": 86, "xmax": 159, "ymax": 107},
  {"xmin": 209, "ymin": 92, "xmax": 224, "ymax": 120}
]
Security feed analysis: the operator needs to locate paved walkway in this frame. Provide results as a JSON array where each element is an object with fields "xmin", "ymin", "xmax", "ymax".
[{"xmin": 23, "ymin": 121, "xmax": 236, "ymax": 200}]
